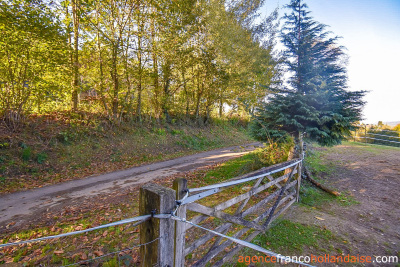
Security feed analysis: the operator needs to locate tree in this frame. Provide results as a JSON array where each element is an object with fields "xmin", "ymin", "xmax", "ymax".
[
  {"xmin": 0, "ymin": 1, "xmax": 68, "ymax": 128},
  {"xmin": 251, "ymin": 0, "xmax": 365, "ymax": 147}
]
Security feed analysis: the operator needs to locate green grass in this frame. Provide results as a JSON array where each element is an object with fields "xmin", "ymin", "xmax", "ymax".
[
  {"xmin": 344, "ymin": 141, "xmax": 400, "ymax": 154},
  {"xmin": 304, "ymin": 149, "xmax": 334, "ymax": 176},
  {"xmin": 231, "ymin": 220, "xmax": 344, "ymax": 266},
  {"xmin": 299, "ymin": 181, "xmax": 336, "ymax": 207},
  {"xmin": 202, "ymin": 152, "xmax": 264, "ymax": 184},
  {"xmin": 299, "ymin": 181, "xmax": 359, "ymax": 208},
  {"xmin": 254, "ymin": 220, "xmax": 335, "ymax": 253}
]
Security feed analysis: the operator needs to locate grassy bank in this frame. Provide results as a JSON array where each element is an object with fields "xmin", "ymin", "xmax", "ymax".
[{"xmin": 0, "ymin": 114, "xmax": 253, "ymax": 194}]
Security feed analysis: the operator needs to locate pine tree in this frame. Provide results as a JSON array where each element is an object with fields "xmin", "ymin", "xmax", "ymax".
[{"xmin": 251, "ymin": 0, "xmax": 365, "ymax": 146}]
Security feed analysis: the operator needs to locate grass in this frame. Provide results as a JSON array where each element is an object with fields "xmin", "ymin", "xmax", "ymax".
[
  {"xmin": 344, "ymin": 140, "xmax": 400, "ymax": 154},
  {"xmin": 201, "ymin": 152, "xmax": 264, "ymax": 184},
  {"xmin": 254, "ymin": 220, "xmax": 335, "ymax": 253},
  {"xmin": 299, "ymin": 181, "xmax": 359, "ymax": 208},
  {"xmin": 232, "ymin": 219, "xmax": 345, "ymax": 267},
  {"xmin": 304, "ymin": 149, "xmax": 335, "ymax": 176}
]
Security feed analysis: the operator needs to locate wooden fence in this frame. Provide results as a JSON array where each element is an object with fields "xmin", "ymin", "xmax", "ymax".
[
  {"xmin": 139, "ymin": 158, "xmax": 303, "ymax": 266},
  {"xmin": 354, "ymin": 126, "xmax": 400, "ymax": 147}
]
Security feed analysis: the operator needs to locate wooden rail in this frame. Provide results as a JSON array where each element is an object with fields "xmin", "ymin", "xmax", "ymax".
[{"xmin": 178, "ymin": 159, "xmax": 302, "ymax": 266}]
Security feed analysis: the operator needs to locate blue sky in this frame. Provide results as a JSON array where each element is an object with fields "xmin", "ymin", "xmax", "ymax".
[{"xmin": 263, "ymin": 0, "xmax": 400, "ymax": 124}]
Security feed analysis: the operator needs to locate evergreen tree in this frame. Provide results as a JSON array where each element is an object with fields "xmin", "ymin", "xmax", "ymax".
[{"xmin": 251, "ymin": 0, "xmax": 365, "ymax": 147}]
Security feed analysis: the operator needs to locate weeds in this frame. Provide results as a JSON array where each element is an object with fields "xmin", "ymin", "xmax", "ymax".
[
  {"xmin": 21, "ymin": 147, "xmax": 32, "ymax": 161},
  {"xmin": 36, "ymin": 152, "xmax": 48, "ymax": 164}
]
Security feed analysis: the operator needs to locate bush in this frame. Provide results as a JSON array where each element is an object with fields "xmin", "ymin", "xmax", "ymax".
[{"xmin": 255, "ymin": 137, "xmax": 295, "ymax": 166}]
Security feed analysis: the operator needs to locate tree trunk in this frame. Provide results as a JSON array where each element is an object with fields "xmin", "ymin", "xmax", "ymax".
[
  {"xmin": 150, "ymin": 14, "xmax": 160, "ymax": 121},
  {"xmin": 96, "ymin": 6, "xmax": 109, "ymax": 116},
  {"xmin": 71, "ymin": 0, "xmax": 79, "ymax": 112},
  {"xmin": 111, "ymin": 44, "xmax": 119, "ymax": 118},
  {"xmin": 219, "ymin": 98, "xmax": 223, "ymax": 118},
  {"xmin": 194, "ymin": 70, "xmax": 201, "ymax": 123},
  {"xmin": 136, "ymin": 4, "xmax": 143, "ymax": 122}
]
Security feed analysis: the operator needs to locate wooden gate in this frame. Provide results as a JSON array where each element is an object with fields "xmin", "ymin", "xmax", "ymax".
[{"xmin": 173, "ymin": 159, "xmax": 302, "ymax": 266}]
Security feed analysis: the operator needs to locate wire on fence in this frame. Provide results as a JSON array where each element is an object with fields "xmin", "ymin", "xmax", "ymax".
[
  {"xmin": 356, "ymin": 136, "xmax": 400, "ymax": 144},
  {"xmin": 365, "ymin": 133, "xmax": 400, "ymax": 139},
  {"xmin": 171, "ymin": 215, "xmax": 316, "ymax": 267},
  {"xmin": 188, "ymin": 159, "xmax": 302, "ymax": 193},
  {"xmin": 369, "ymin": 129, "xmax": 399, "ymax": 133},
  {"xmin": 0, "ymin": 214, "xmax": 170, "ymax": 248}
]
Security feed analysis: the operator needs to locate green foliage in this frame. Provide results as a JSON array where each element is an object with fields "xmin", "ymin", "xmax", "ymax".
[
  {"xmin": 22, "ymin": 147, "xmax": 32, "ymax": 161},
  {"xmin": 36, "ymin": 152, "xmax": 48, "ymax": 164},
  {"xmin": 255, "ymin": 138, "xmax": 294, "ymax": 166},
  {"xmin": 0, "ymin": 0, "xmax": 280, "ymax": 124},
  {"xmin": 203, "ymin": 140, "xmax": 293, "ymax": 184},
  {"xmin": 251, "ymin": 0, "xmax": 365, "ymax": 146},
  {"xmin": 254, "ymin": 220, "xmax": 334, "ymax": 253},
  {"xmin": 178, "ymin": 134, "xmax": 215, "ymax": 150},
  {"xmin": 203, "ymin": 153, "xmax": 260, "ymax": 184},
  {"xmin": 57, "ymin": 131, "xmax": 77, "ymax": 144},
  {"xmin": 0, "ymin": 2, "xmax": 68, "ymax": 122},
  {"xmin": 153, "ymin": 128, "xmax": 166, "ymax": 136}
]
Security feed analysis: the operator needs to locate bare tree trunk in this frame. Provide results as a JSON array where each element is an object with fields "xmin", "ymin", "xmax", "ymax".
[
  {"xmin": 71, "ymin": 0, "xmax": 80, "ymax": 112},
  {"xmin": 219, "ymin": 98, "xmax": 223, "ymax": 118},
  {"xmin": 162, "ymin": 61, "xmax": 171, "ymax": 123},
  {"xmin": 150, "ymin": 13, "xmax": 160, "ymax": 121},
  {"xmin": 96, "ymin": 5, "xmax": 109, "ymax": 116},
  {"xmin": 194, "ymin": 70, "xmax": 201, "ymax": 122},
  {"xmin": 181, "ymin": 68, "xmax": 189, "ymax": 122},
  {"xmin": 136, "ymin": 1, "xmax": 143, "ymax": 122},
  {"xmin": 111, "ymin": 43, "xmax": 119, "ymax": 118}
]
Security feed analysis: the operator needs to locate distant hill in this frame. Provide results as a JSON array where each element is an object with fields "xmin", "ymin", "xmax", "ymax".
[{"xmin": 384, "ymin": 121, "xmax": 400, "ymax": 127}]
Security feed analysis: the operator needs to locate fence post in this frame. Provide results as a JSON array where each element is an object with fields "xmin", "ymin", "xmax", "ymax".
[
  {"xmin": 173, "ymin": 178, "xmax": 187, "ymax": 267},
  {"xmin": 296, "ymin": 162, "xmax": 302, "ymax": 202},
  {"xmin": 364, "ymin": 125, "xmax": 367, "ymax": 144},
  {"xmin": 140, "ymin": 183, "xmax": 175, "ymax": 267}
]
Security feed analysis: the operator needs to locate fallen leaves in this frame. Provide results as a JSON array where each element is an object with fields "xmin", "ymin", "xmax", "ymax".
[
  {"xmin": 54, "ymin": 250, "xmax": 64, "ymax": 255},
  {"xmin": 94, "ymin": 250, "xmax": 104, "ymax": 257}
]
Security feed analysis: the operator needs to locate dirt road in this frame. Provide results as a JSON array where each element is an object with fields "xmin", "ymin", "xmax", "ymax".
[
  {"xmin": 0, "ymin": 143, "xmax": 261, "ymax": 227},
  {"xmin": 283, "ymin": 142, "xmax": 400, "ymax": 265}
]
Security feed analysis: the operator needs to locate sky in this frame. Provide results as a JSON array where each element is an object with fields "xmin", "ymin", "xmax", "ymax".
[{"xmin": 262, "ymin": 0, "xmax": 400, "ymax": 124}]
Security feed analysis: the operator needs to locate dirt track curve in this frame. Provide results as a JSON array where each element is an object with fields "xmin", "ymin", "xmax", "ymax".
[{"xmin": 0, "ymin": 143, "xmax": 261, "ymax": 228}]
